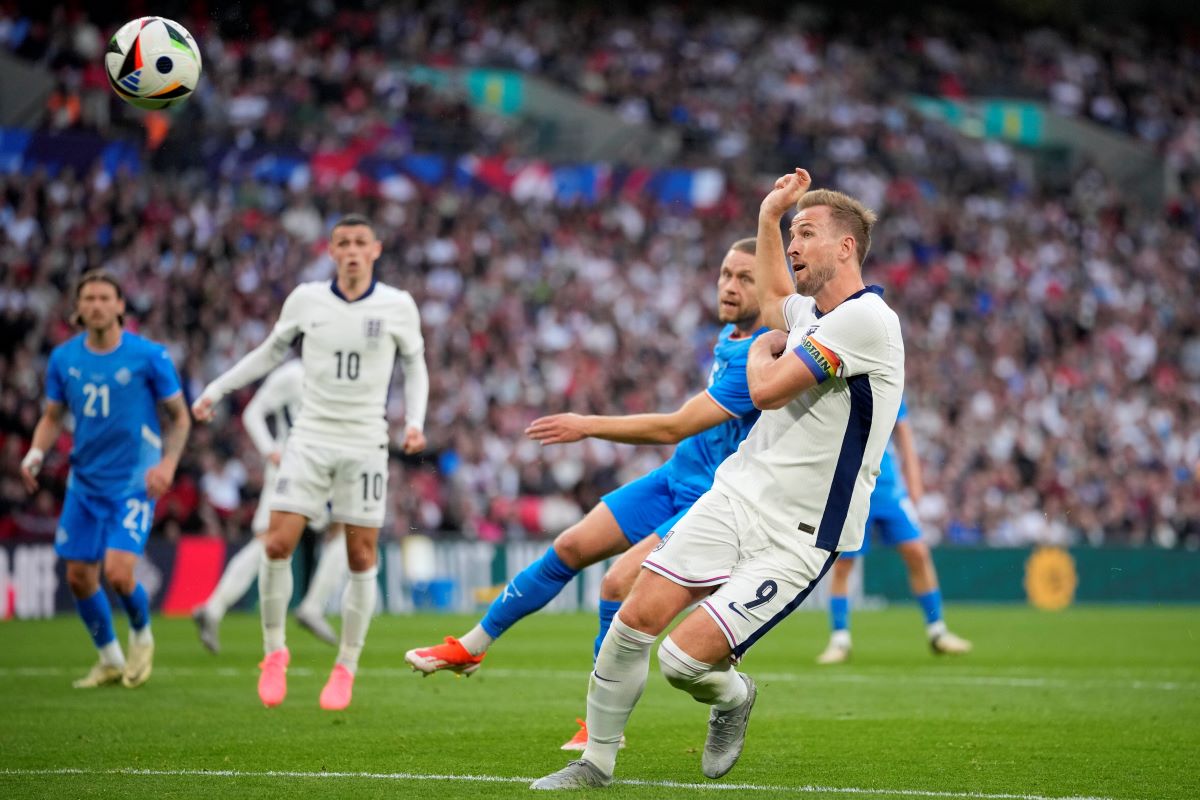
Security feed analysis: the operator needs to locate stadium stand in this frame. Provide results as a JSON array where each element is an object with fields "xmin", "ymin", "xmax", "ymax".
[{"xmin": 1, "ymin": 1, "xmax": 1197, "ymax": 550}]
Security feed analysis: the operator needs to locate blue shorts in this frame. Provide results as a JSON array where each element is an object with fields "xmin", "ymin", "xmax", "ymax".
[
  {"xmin": 601, "ymin": 463, "xmax": 707, "ymax": 546},
  {"xmin": 55, "ymin": 487, "xmax": 155, "ymax": 563},
  {"xmin": 841, "ymin": 493, "xmax": 922, "ymax": 559}
]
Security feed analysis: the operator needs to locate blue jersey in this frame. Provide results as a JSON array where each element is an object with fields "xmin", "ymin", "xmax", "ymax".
[
  {"xmin": 45, "ymin": 332, "xmax": 182, "ymax": 496},
  {"xmin": 665, "ymin": 325, "xmax": 766, "ymax": 494},
  {"xmin": 873, "ymin": 396, "xmax": 909, "ymax": 502}
]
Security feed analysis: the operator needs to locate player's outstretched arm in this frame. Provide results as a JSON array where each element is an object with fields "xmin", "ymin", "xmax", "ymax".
[
  {"xmin": 893, "ymin": 419, "xmax": 925, "ymax": 504},
  {"xmin": 746, "ymin": 330, "xmax": 819, "ymax": 410},
  {"xmin": 194, "ymin": 292, "xmax": 304, "ymax": 422},
  {"xmin": 20, "ymin": 401, "xmax": 66, "ymax": 493},
  {"xmin": 147, "ymin": 393, "xmax": 191, "ymax": 499},
  {"xmin": 526, "ymin": 391, "xmax": 733, "ymax": 446},
  {"xmin": 756, "ymin": 168, "xmax": 812, "ymax": 331}
]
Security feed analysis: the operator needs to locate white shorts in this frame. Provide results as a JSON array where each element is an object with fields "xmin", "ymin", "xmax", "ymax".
[
  {"xmin": 253, "ymin": 463, "xmax": 331, "ymax": 534},
  {"xmin": 642, "ymin": 488, "xmax": 838, "ymax": 659},
  {"xmin": 269, "ymin": 438, "xmax": 389, "ymax": 528}
]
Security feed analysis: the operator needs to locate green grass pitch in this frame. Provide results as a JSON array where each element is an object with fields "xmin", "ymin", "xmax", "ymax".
[{"xmin": 1, "ymin": 606, "xmax": 1196, "ymax": 799}]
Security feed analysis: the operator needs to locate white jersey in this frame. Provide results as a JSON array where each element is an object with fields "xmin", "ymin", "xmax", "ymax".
[
  {"xmin": 242, "ymin": 359, "xmax": 304, "ymax": 458},
  {"xmin": 712, "ymin": 286, "xmax": 904, "ymax": 553},
  {"xmin": 204, "ymin": 279, "xmax": 429, "ymax": 450}
]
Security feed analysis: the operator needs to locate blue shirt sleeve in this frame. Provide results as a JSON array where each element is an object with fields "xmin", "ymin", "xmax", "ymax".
[
  {"xmin": 148, "ymin": 346, "xmax": 183, "ymax": 401},
  {"xmin": 706, "ymin": 354, "xmax": 756, "ymax": 418},
  {"xmin": 45, "ymin": 348, "xmax": 65, "ymax": 404}
]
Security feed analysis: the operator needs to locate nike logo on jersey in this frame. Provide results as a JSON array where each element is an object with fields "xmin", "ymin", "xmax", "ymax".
[
  {"xmin": 726, "ymin": 602, "xmax": 750, "ymax": 622},
  {"xmin": 593, "ymin": 671, "xmax": 619, "ymax": 684}
]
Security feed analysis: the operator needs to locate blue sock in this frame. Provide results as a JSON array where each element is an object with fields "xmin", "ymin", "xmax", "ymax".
[
  {"xmin": 594, "ymin": 599, "xmax": 623, "ymax": 661},
  {"xmin": 830, "ymin": 596, "xmax": 850, "ymax": 632},
  {"xmin": 480, "ymin": 547, "xmax": 578, "ymax": 639},
  {"xmin": 117, "ymin": 583, "xmax": 151, "ymax": 631},
  {"xmin": 75, "ymin": 589, "xmax": 117, "ymax": 648},
  {"xmin": 917, "ymin": 589, "xmax": 943, "ymax": 626}
]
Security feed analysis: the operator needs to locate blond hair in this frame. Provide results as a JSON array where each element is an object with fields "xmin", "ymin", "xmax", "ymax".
[
  {"xmin": 728, "ymin": 237, "xmax": 756, "ymax": 255},
  {"xmin": 797, "ymin": 189, "xmax": 877, "ymax": 266}
]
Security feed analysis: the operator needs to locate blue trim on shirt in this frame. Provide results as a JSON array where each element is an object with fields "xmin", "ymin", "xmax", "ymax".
[
  {"xmin": 816, "ymin": 374, "xmax": 874, "ymax": 551},
  {"xmin": 330, "ymin": 278, "xmax": 377, "ymax": 303},
  {"xmin": 814, "ymin": 284, "xmax": 885, "ymax": 319}
]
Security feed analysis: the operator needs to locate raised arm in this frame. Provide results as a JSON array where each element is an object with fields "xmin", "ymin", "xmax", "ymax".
[
  {"xmin": 526, "ymin": 390, "xmax": 733, "ymax": 446},
  {"xmin": 192, "ymin": 293, "xmax": 302, "ymax": 422},
  {"xmin": 20, "ymin": 401, "xmax": 66, "ymax": 493},
  {"xmin": 756, "ymin": 168, "xmax": 813, "ymax": 331}
]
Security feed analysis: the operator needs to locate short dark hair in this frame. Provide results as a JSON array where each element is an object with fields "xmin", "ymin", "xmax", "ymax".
[
  {"xmin": 73, "ymin": 269, "xmax": 125, "ymax": 326},
  {"xmin": 331, "ymin": 214, "xmax": 376, "ymax": 236},
  {"xmin": 729, "ymin": 237, "xmax": 756, "ymax": 255},
  {"xmin": 796, "ymin": 189, "xmax": 877, "ymax": 266}
]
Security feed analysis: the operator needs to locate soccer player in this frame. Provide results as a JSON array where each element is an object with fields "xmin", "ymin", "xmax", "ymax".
[
  {"xmin": 192, "ymin": 359, "xmax": 350, "ymax": 654},
  {"xmin": 19, "ymin": 270, "xmax": 190, "ymax": 689},
  {"xmin": 192, "ymin": 214, "xmax": 428, "ymax": 710},
  {"xmin": 532, "ymin": 169, "xmax": 903, "ymax": 789},
  {"xmin": 815, "ymin": 398, "xmax": 971, "ymax": 664},
  {"xmin": 404, "ymin": 239, "xmax": 769, "ymax": 738}
]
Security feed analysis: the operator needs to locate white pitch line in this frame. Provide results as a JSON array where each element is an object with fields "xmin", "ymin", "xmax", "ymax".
[
  {"xmin": 0, "ymin": 666, "xmax": 1194, "ymax": 692},
  {"xmin": 0, "ymin": 766, "xmax": 1126, "ymax": 800}
]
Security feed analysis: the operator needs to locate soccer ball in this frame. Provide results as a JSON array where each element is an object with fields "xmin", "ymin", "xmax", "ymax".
[{"xmin": 105, "ymin": 17, "xmax": 202, "ymax": 110}]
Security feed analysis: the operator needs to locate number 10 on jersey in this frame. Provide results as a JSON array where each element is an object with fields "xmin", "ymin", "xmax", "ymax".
[{"xmin": 334, "ymin": 351, "xmax": 360, "ymax": 380}]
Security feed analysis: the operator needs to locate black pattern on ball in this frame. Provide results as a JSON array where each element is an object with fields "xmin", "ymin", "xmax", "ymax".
[{"xmin": 156, "ymin": 56, "xmax": 172, "ymax": 74}]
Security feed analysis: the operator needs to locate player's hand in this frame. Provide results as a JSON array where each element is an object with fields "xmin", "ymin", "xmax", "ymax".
[
  {"xmin": 753, "ymin": 330, "xmax": 790, "ymax": 360},
  {"xmin": 267, "ymin": 450, "xmax": 282, "ymax": 467},
  {"xmin": 401, "ymin": 425, "xmax": 426, "ymax": 454},
  {"xmin": 761, "ymin": 168, "xmax": 812, "ymax": 219},
  {"xmin": 191, "ymin": 393, "xmax": 215, "ymax": 423},
  {"xmin": 526, "ymin": 413, "xmax": 589, "ymax": 445},
  {"xmin": 19, "ymin": 448, "xmax": 44, "ymax": 494},
  {"xmin": 145, "ymin": 462, "xmax": 175, "ymax": 499}
]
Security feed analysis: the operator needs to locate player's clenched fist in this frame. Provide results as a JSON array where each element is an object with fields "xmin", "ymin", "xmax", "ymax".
[
  {"xmin": 191, "ymin": 393, "xmax": 215, "ymax": 423},
  {"xmin": 760, "ymin": 168, "xmax": 812, "ymax": 219}
]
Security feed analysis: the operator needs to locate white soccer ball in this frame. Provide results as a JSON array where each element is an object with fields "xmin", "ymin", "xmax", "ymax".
[{"xmin": 104, "ymin": 17, "xmax": 202, "ymax": 110}]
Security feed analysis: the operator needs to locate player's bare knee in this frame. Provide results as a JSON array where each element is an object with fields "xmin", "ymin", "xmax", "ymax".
[
  {"xmin": 65, "ymin": 564, "xmax": 98, "ymax": 598},
  {"xmin": 599, "ymin": 565, "xmax": 635, "ymax": 603},
  {"xmin": 552, "ymin": 531, "xmax": 587, "ymax": 570},
  {"xmin": 347, "ymin": 548, "xmax": 376, "ymax": 572},
  {"xmin": 263, "ymin": 536, "xmax": 294, "ymax": 561},
  {"xmin": 104, "ymin": 564, "xmax": 135, "ymax": 595}
]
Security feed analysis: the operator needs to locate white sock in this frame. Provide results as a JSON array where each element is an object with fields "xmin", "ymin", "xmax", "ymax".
[
  {"xmin": 260, "ymin": 557, "xmax": 293, "ymax": 654},
  {"xmin": 130, "ymin": 625, "xmax": 154, "ymax": 648},
  {"xmin": 582, "ymin": 616, "xmax": 657, "ymax": 776},
  {"xmin": 458, "ymin": 624, "xmax": 495, "ymax": 656},
  {"xmin": 299, "ymin": 531, "xmax": 348, "ymax": 615},
  {"xmin": 336, "ymin": 566, "xmax": 378, "ymax": 674},
  {"xmin": 100, "ymin": 641, "xmax": 126, "ymax": 668},
  {"xmin": 927, "ymin": 620, "xmax": 948, "ymax": 639},
  {"xmin": 657, "ymin": 635, "xmax": 747, "ymax": 711},
  {"xmin": 205, "ymin": 538, "xmax": 264, "ymax": 620},
  {"xmin": 831, "ymin": 629, "xmax": 852, "ymax": 648}
]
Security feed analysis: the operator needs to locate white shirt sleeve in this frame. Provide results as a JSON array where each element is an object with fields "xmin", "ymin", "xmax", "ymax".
[
  {"xmin": 804, "ymin": 299, "xmax": 892, "ymax": 378},
  {"xmin": 241, "ymin": 361, "xmax": 301, "ymax": 457},
  {"xmin": 202, "ymin": 289, "xmax": 304, "ymax": 402},
  {"xmin": 393, "ymin": 292, "xmax": 428, "ymax": 432},
  {"xmin": 782, "ymin": 294, "xmax": 810, "ymax": 331}
]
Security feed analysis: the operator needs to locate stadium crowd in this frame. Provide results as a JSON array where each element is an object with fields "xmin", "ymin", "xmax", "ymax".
[{"xmin": 1, "ymin": 2, "xmax": 1197, "ymax": 550}]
